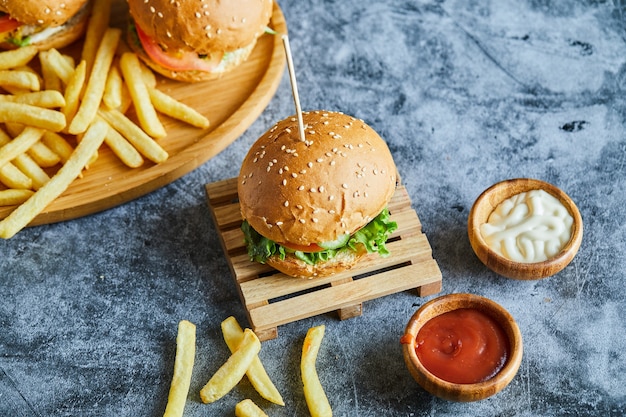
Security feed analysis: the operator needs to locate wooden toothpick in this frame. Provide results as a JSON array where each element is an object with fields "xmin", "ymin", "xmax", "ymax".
[{"xmin": 281, "ymin": 34, "xmax": 306, "ymax": 142}]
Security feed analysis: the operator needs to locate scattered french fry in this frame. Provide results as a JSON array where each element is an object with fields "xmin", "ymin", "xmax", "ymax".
[
  {"xmin": 0, "ymin": 102, "xmax": 66, "ymax": 132},
  {"xmin": 301, "ymin": 325, "xmax": 332, "ymax": 417},
  {"xmin": 63, "ymin": 60, "xmax": 87, "ymax": 130},
  {"xmin": 0, "ymin": 127, "xmax": 49, "ymax": 190},
  {"xmin": 103, "ymin": 63, "xmax": 123, "ymax": 110},
  {"xmin": 221, "ymin": 317, "xmax": 284, "ymax": 406},
  {"xmin": 0, "ymin": 120, "xmax": 107, "ymax": 239},
  {"xmin": 81, "ymin": 0, "xmax": 111, "ymax": 77},
  {"xmin": 0, "ymin": 46, "xmax": 38, "ymax": 71},
  {"xmin": 235, "ymin": 399, "xmax": 269, "ymax": 417},
  {"xmin": 200, "ymin": 328, "xmax": 261, "ymax": 404},
  {"xmin": 0, "ymin": 126, "xmax": 44, "ymax": 169},
  {"xmin": 97, "ymin": 108, "xmax": 168, "ymax": 163},
  {"xmin": 120, "ymin": 52, "xmax": 166, "ymax": 138},
  {"xmin": 0, "ymin": 189, "xmax": 34, "ymax": 206},
  {"xmin": 0, "ymin": 70, "xmax": 40, "ymax": 91},
  {"xmin": 0, "ymin": 90, "xmax": 66, "ymax": 108},
  {"xmin": 149, "ymin": 87, "xmax": 210, "ymax": 129},
  {"xmin": 163, "ymin": 320, "xmax": 196, "ymax": 417},
  {"xmin": 0, "ymin": 162, "xmax": 32, "ymax": 190},
  {"xmin": 68, "ymin": 27, "xmax": 121, "ymax": 135},
  {"xmin": 41, "ymin": 131, "xmax": 74, "ymax": 164},
  {"xmin": 40, "ymin": 49, "xmax": 74, "ymax": 84},
  {"xmin": 97, "ymin": 115, "xmax": 144, "ymax": 168},
  {"xmin": 39, "ymin": 53, "xmax": 63, "ymax": 92}
]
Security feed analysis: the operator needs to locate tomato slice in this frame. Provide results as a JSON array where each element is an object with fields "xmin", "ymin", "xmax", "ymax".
[
  {"xmin": 279, "ymin": 241, "xmax": 326, "ymax": 253},
  {"xmin": 0, "ymin": 15, "xmax": 21, "ymax": 34},
  {"xmin": 134, "ymin": 23, "xmax": 222, "ymax": 72}
]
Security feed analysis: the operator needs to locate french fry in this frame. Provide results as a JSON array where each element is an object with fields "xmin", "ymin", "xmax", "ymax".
[
  {"xmin": 3, "ymin": 123, "xmax": 61, "ymax": 168},
  {"xmin": 221, "ymin": 317, "xmax": 284, "ymax": 406},
  {"xmin": 139, "ymin": 60, "xmax": 157, "ymax": 89},
  {"xmin": 68, "ymin": 27, "xmax": 121, "ymax": 135},
  {"xmin": 0, "ymin": 120, "xmax": 107, "ymax": 239},
  {"xmin": 39, "ymin": 53, "xmax": 63, "ymax": 92},
  {"xmin": 0, "ymin": 46, "xmax": 38, "ymax": 70},
  {"xmin": 0, "ymin": 189, "xmax": 34, "ymax": 206},
  {"xmin": 81, "ymin": 0, "xmax": 111, "ymax": 77},
  {"xmin": 41, "ymin": 131, "xmax": 74, "ymax": 163},
  {"xmin": 235, "ymin": 399, "xmax": 269, "ymax": 417},
  {"xmin": 40, "ymin": 49, "xmax": 75, "ymax": 84},
  {"xmin": 301, "ymin": 325, "xmax": 332, "ymax": 417},
  {"xmin": 163, "ymin": 320, "xmax": 196, "ymax": 417},
  {"xmin": 0, "ymin": 102, "xmax": 66, "ymax": 132},
  {"xmin": 0, "ymin": 90, "xmax": 66, "ymax": 108},
  {"xmin": 199, "ymin": 328, "xmax": 261, "ymax": 404},
  {"xmin": 103, "ymin": 63, "xmax": 123, "ymax": 110},
  {"xmin": 97, "ymin": 115, "xmax": 144, "ymax": 168},
  {"xmin": 0, "ymin": 70, "xmax": 40, "ymax": 91},
  {"xmin": 0, "ymin": 126, "xmax": 45, "ymax": 169},
  {"xmin": 97, "ymin": 108, "xmax": 168, "ymax": 163},
  {"xmin": 0, "ymin": 127, "xmax": 49, "ymax": 190},
  {"xmin": 148, "ymin": 87, "xmax": 210, "ymax": 129},
  {"xmin": 0, "ymin": 162, "xmax": 32, "ymax": 190},
  {"xmin": 63, "ymin": 60, "xmax": 87, "ymax": 129},
  {"xmin": 119, "ymin": 52, "xmax": 166, "ymax": 138}
]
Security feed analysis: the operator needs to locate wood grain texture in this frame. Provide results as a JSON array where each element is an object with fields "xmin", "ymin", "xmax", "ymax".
[{"xmin": 0, "ymin": 0, "xmax": 287, "ymax": 226}]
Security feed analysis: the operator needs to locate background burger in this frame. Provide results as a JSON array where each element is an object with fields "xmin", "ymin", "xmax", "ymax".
[
  {"xmin": 238, "ymin": 110, "xmax": 399, "ymax": 278},
  {"xmin": 0, "ymin": 0, "xmax": 92, "ymax": 50},
  {"xmin": 126, "ymin": 0, "xmax": 273, "ymax": 82}
]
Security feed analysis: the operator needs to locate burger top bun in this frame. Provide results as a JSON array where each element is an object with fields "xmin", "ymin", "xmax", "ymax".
[
  {"xmin": 0, "ymin": 0, "xmax": 88, "ymax": 27},
  {"xmin": 238, "ymin": 110, "xmax": 397, "ymax": 247},
  {"xmin": 128, "ymin": 0, "xmax": 273, "ymax": 55}
]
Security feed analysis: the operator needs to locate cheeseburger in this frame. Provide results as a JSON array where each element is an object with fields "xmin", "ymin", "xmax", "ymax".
[
  {"xmin": 126, "ymin": 0, "xmax": 273, "ymax": 82},
  {"xmin": 0, "ymin": 0, "xmax": 92, "ymax": 50},
  {"xmin": 238, "ymin": 111, "xmax": 398, "ymax": 278}
]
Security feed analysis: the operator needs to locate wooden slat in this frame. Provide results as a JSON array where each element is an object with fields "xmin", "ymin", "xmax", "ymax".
[{"xmin": 248, "ymin": 260, "xmax": 442, "ymax": 331}]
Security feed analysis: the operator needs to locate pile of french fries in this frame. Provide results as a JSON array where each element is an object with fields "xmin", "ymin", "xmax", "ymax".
[
  {"xmin": 0, "ymin": 0, "xmax": 209, "ymax": 239},
  {"xmin": 163, "ymin": 318, "xmax": 332, "ymax": 417}
]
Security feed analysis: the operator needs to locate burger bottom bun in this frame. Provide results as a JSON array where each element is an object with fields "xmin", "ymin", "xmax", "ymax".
[
  {"xmin": 128, "ymin": 29, "xmax": 257, "ymax": 83},
  {"xmin": 0, "ymin": 9, "xmax": 89, "ymax": 51},
  {"xmin": 266, "ymin": 245, "xmax": 368, "ymax": 279}
]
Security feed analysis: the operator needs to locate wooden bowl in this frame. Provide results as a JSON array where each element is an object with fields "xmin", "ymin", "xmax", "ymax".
[
  {"xmin": 468, "ymin": 178, "xmax": 583, "ymax": 280},
  {"xmin": 402, "ymin": 293, "xmax": 523, "ymax": 402}
]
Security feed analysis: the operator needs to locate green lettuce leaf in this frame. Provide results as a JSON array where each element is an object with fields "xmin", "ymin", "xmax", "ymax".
[{"xmin": 241, "ymin": 208, "xmax": 397, "ymax": 266}]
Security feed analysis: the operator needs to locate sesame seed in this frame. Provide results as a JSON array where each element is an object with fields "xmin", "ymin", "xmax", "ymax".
[
  {"xmin": 282, "ymin": 179, "xmax": 287, "ymax": 186},
  {"xmin": 296, "ymin": 205, "xmax": 303, "ymax": 209},
  {"xmin": 328, "ymin": 209, "xmax": 335, "ymax": 214},
  {"xmin": 150, "ymin": 6, "xmax": 155, "ymax": 12},
  {"xmin": 307, "ymin": 162, "xmax": 313, "ymax": 168},
  {"xmin": 310, "ymin": 188, "xmax": 317, "ymax": 193},
  {"xmin": 291, "ymin": 173, "xmax": 298, "ymax": 178},
  {"xmin": 299, "ymin": 219, "xmax": 306, "ymax": 224},
  {"xmin": 342, "ymin": 183, "xmax": 348, "ymax": 189},
  {"xmin": 276, "ymin": 221, "xmax": 283, "ymax": 226},
  {"xmin": 316, "ymin": 158, "xmax": 323, "ymax": 163},
  {"xmin": 284, "ymin": 201, "xmax": 289, "ymax": 207},
  {"xmin": 318, "ymin": 186, "xmax": 325, "ymax": 192},
  {"xmin": 312, "ymin": 218, "xmax": 319, "ymax": 223},
  {"xmin": 298, "ymin": 185, "xmax": 305, "ymax": 191},
  {"xmin": 330, "ymin": 160, "xmax": 336, "ymax": 166},
  {"xmin": 285, "ymin": 128, "xmax": 291, "ymax": 133},
  {"xmin": 329, "ymin": 195, "xmax": 335, "ymax": 201},
  {"xmin": 300, "ymin": 169, "xmax": 306, "ymax": 174}
]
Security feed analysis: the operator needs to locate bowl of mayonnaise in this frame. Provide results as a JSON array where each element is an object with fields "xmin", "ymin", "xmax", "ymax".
[{"xmin": 468, "ymin": 178, "xmax": 583, "ymax": 280}]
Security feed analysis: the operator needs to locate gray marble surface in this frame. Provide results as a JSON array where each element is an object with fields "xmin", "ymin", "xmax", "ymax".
[{"xmin": 1, "ymin": 0, "xmax": 626, "ymax": 416}]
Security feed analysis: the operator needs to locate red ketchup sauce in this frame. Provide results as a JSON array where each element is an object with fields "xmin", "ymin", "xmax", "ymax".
[{"xmin": 412, "ymin": 308, "xmax": 510, "ymax": 384}]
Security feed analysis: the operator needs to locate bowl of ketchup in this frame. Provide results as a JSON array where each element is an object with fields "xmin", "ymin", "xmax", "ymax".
[{"xmin": 401, "ymin": 293, "xmax": 523, "ymax": 402}]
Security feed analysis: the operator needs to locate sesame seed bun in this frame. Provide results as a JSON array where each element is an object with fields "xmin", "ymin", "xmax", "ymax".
[
  {"xmin": 0, "ymin": 0, "xmax": 88, "ymax": 27},
  {"xmin": 238, "ymin": 110, "xmax": 398, "ymax": 278},
  {"xmin": 126, "ymin": 0, "xmax": 272, "ymax": 82},
  {"xmin": 0, "ymin": 0, "xmax": 91, "ymax": 50},
  {"xmin": 128, "ymin": 0, "xmax": 272, "ymax": 56}
]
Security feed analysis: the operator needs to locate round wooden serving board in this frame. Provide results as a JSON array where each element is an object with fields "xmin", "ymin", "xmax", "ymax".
[{"xmin": 0, "ymin": 0, "xmax": 286, "ymax": 226}]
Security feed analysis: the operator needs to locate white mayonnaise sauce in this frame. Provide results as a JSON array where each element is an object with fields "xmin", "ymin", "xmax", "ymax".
[{"xmin": 480, "ymin": 189, "xmax": 573, "ymax": 263}]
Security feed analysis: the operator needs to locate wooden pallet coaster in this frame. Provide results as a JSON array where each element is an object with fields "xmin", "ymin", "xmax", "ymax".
[{"xmin": 205, "ymin": 177, "xmax": 443, "ymax": 341}]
